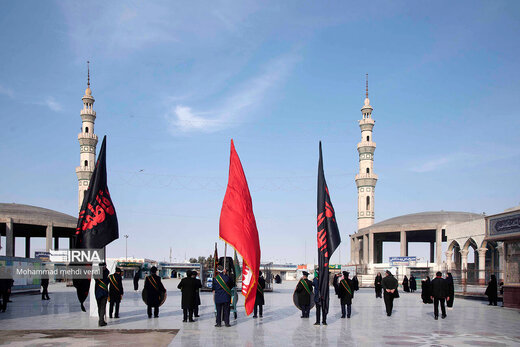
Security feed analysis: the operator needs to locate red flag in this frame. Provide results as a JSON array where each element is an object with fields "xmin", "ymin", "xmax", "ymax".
[{"xmin": 219, "ymin": 139, "xmax": 261, "ymax": 316}]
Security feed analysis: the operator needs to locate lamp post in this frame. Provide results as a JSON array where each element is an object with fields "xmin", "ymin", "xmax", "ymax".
[{"xmin": 124, "ymin": 235, "xmax": 129, "ymax": 261}]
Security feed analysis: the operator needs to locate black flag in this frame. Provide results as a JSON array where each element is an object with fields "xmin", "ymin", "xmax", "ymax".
[
  {"xmin": 317, "ymin": 141, "xmax": 341, "ymax": 314},
  {"xmin": 75, "ymin": 135, "xmax": 118, "ymax": 249}
]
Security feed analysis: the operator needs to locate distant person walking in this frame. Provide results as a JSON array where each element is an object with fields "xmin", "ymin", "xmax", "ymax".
[
  {"xmin": 485, "ymin": 274, "xmax": 498, "ymax": 306},
  {"xmin": 403, "ymin": 276, "xmax": 410, "ymax": 292},
  {"xmin": 421, "ymin": 276, "xmax": 433, "ymax": 304},
  {"xmin": 133, "ymin": 270, "xmax": 140, "ymax": 291},
  {"xmin": 352, "ymin": 275, "xmax": 359, "ymax": 291},
  {"xmin": 144, "ymin": 266, "xmax": 166, "ymax": 318},
  {"xmin": 108, "ymin": 267, "xmax": 124, "ymax": 319},
  {"xmin": 382, "ymin": 270, "xmax": 399, "ymax": 317},
  {"xmin": 295, "ymin": 271, "xmax": 313, "ymax": 319},
  {"xmin": 41, "ymin": 273, "xmax": 50, "ymax": 300},
  {"xmin": 430, "ymin": 272, "xmax": 448, "ymax": 320},
  {"xmin": 0, "ymin": 275, "xmax": 14, "ymax": 312},
  {"xmin": 374, "ymin": 272, "xmax": 383, "ymax": 298},
  {"xmin": 178, "ymin": 270, "xmax": 198, "ymax": 322},
  {"xmin": 410, "ymin": 275, "xmax": 417, "ymax": 293},
  {"xmin": 338, "ymin": 271, "xmax": 354, "ymax": 318},
  {"xmin": 445, "ymin": 273, "xmax": 455, "ymax": 308},
  {"xmin": 254, "ymin": 271, "xmax": 266, "ymax": 318}
]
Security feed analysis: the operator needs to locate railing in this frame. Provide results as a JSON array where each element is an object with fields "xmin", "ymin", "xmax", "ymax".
[
  {"xmin": 357, "ymin": 141, "xmax": 376, "ymax": 149},
  {"xmin": 77, "ymin": 133, "xmax": 98, "ymax": 140},
  {"xmin": 80, "ymin": 108, "xmax": 96, "ymax": 116},
  {"xmin": 355, "ymin": 173, "xmax": 379, "ymax": 180}
]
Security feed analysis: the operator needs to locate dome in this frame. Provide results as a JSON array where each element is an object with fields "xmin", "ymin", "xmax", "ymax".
[
  {"xmin": 0, "ymin": 203, "xmax": 77, "ymax": 227},
  {"xmin": 364, "ymin": 97, "xmax": 370, "ymax": 106},
  {"xmin": 85, "ymin": 87, "xmax": 92, "ymax": 96}
]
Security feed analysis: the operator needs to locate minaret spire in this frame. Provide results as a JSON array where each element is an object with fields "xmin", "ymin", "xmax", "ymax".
[
  {"xmin": 365, "ymin": 73, "xmax": 368, "ymax": 99},
  {"xmin": 87, "ymin": 61, "xmax": 90, "ymax": 88}
]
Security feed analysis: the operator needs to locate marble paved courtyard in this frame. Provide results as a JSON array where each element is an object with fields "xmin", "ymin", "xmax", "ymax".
[{"xmin": 1, "ymin": 279, "xmax": 519, "ymax": 346}]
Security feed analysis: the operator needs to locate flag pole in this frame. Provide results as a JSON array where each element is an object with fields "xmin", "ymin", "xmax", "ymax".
[{"xmin": 224, "ymin": 243, "xmax": 227, "ymax": 270}]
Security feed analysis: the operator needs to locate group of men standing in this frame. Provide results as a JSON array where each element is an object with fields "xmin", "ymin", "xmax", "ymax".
[
  {"xmin": 177, "ymin": 269, "xmax": 202, "ymax": 322},
  {"xmin": 94, "ymin": 263, "xmax": 124, "ymax": 326}
]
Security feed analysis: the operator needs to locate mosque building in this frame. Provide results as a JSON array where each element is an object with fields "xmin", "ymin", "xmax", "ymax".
[{"xmin": 348, "ymin": 76, "xmax": 511, "ymax": 288}]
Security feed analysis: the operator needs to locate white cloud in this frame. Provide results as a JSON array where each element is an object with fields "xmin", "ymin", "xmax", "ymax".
[
  {"xmin": 411, "ymin": 156, "xmax": 454, "ymax": 173},
  {"xmin": 165, "ymin": 53, "xmax": 299, "ymax": 133},
  {"xmin": 0, "ymin": 84, "xmax": 14, "ymax": 98},
  {"xmin": 44, "ymin": 97, "xmax": 63, "ymax": 112}
]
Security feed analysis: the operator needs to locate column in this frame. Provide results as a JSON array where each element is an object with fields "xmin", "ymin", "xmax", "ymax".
[
  {"xmin": 436, "ymin": 227, "xmax": 443, "ymax": 265},
  {"xmin": 400, "ymin": 230, "xmax": 407, "ymax": 257},
  {"xmin": 363, "ymin": 234, "xmax": 369, "ymax": 264},
  {"xmin": 430, "ymin": 242, "xmax": 435, "ymax": 263},
  {"xmin": 69, "ymin": 237, "xmax": 74, "ymax": 249},
  {"xmin": 354, "ymin": 238, "xmax": 360, "ymax": 264},
  {"xmin": 445, "ymin": 251, "xmax": 453, "ymax": 271},
  {"xmin": 496, "ymin": 244, "xmax": 505, "ymax": 282},
  {"xmin": 350, "ymin": 238, "xmax": 355, "ymax": 264},
  {"xmin": 6, "ymin": 218, "xmax": 14, "ymax": 257},
  {"xmin": 369, "ymin": 232, "xmax": 374, "ymax": 264},
  {"xmin": 25, "ymin": 237, "xmax": 31, "ymax": 258},
  {"xmin": 461, "ymin": 249, "xmax": 469, "ymax": 285},
  {"xmin": 46, "ymin": 223, "xmax": 53, "ymax": 252},
  {"xmin": 478, "ymin": 248, "xmax": 487, "ymax": 285},
  {"xmin": 54, "ymin": 237, "xmax": 59, "ymax": 250}
]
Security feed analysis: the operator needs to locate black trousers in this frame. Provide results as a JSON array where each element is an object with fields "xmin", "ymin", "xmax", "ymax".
[
  {"xmin": 434, "ymin": 297, "xmax": 446, "ymax": 317},
  {"xmin": 300, "ymin": 304, "xmax": 310, "ymax": 318},
  {"xmin": 1, "ymin": 291, "xmax": 9, "ymax": 311},
  {"xmin": 194, "ymin": 305, "xmax": 199, "ymax": 317},
  {"xmin": 488, "ymin": 294, "xmax": 498, "ymax": 306},
  {"xmin": 147, "ymin": 305, "xmax": 159, "ymax": 317},
  {"xmin": 41, "ymin": 285, "xmax": 49, "ymax": 300},
  {"xmin": 383, "ymin": 292, "xmax": 394, "ymax": 316},
  {"xmin": 183, "ymin": 308, "xmax": 194, "ymax": 321},
  {"xmin": 446, "ymin": 295, "xmax": 454, "ymax": 307},
  {"xmin": 216, "ymin": 302, "xmax": 230, "ymax": 325},
  {"xmin": 341, "ymin": 304, "xmax": 352, "ymax": 317},
  {"xmin": 254, "ymin": 304, "xmax": 263, "ymax": 317},
  {"xmin": 109, "ymin": 301, "xmax": 120, "ymax": 317},
  {"xmin": 315, "ymin": 303, "xmax": 327, "ymax": 323},
  {"xmin": 96, "ymin": 297, "xmax": 107, "ymax": 323}
]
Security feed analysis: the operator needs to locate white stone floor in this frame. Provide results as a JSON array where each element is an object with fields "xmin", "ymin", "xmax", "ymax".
[{"xmin": 1, "ymin": 279, "xmax": 519, "ymax": 346}]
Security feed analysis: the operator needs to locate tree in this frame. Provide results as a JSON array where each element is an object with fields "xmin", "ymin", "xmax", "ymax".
[{"xmin": 189, "ymin": 257, "xmax": 198, "ymax": 263}]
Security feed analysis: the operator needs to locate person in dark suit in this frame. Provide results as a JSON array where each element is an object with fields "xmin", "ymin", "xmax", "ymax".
[
  {"xmin": 382, "ymin": 270, "xmax": 398, "ymax": 317},
  {"xmin": 445, "ymin": 273, "xmax": 454, "ymax": 308},
  {"xmin": 352, "ymin": 275, "xmax": 359, "ymax": 291},
  {"xmin": 133, "ymin": 270, "xmax": 140, "ymax": 291},
  {"xmin": 312, "ymin": 270, "xmax": 327, "ymax": 325},
  {"xmin": 410, "ymin": 275, "xmax": 417, "ymax": 293},
  {"xmin": 109, "ymin": 267, "xmax": 124, "ymax": 318},
  {"xmin": 421, "ymin": 276, "xmax": 433, "ymax": 304},
  {"xmin": 403, "ymin": 276, "xmax": 410, "ymax": 292},
  {"xmin": 295, "ymin": 271, "xmax": 313, "ymax": 318},
  {"xmin": 41, "ymin": 272, "xmax": 50, "ymax": 300},
  {"xmin": 192, "ymin": 271, "xmax": 202, "ymax": 318},
  {"xmin": 254, "ymin": 271, "xmax": 265, "ymax": 318},
  {"xmin": 485, "ymin": 274, "xmax": 498, "ymax": 306},
  {"xmin": 338, "ymin": 271, "xmax": 354, "ymax": 318},
  {"xmin": 430, "ymin": 271, "xmax": 449, "ymax": 320},
  {"xmin": 144, "ymin": 266, "xmax": 166, "ymax": 318},
  {"xmin": 0, "ymin": 276, "xmax": 14, "ymax": 312},
  {"xmin": 178, "ymin": 270, "xmax": 197, "ymax": 322},
  {"xmin": 213, "ymin": 265, "xmax": 234, "ymax": 327},
  {"xmin": 374, "ymin": 273, "xmax": 383, "ymax": 298},
  {"xmin": 95, "ymin": 263, "xmax": 110, "ymax": 326}
]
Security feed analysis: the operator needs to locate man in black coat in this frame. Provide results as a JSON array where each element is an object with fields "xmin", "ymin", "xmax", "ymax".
[
  {"xmin": 0, "ymin": 277, "xmax": 13, "ymax": 312},
  {"xmin": 338, "ymin": 271, "xmax": 354, "ymax": 318},
  {"xmin": 95, "ymin": 263, "xmax": 110, "ymax": 326},
  {"xmin": 41, "ymin": 272, "xmax": 50, "ymax": 300},
  {"xmin": 144, "ymin": 266, "xmax": 166, "ymax": 318},
  {"xmin": 430, "ymin": 271, "xmax": 449, "ymax": 320},
  {"xmin": 254, "ymin": 271, "xmax": 266, "ymax": 318},
  {"xmin": 177, "ymin": 270, "xmax": 198, "ymax": 322},
  {"xmin": 192, "ymin": 271, "xmax": 202, "ymax": 318},
  {"xmin": 382, "ymin": 270, "xmax": 398, "ymax": 317},
  {"xmin": 295, "ymin": 271, "xmax": 313, "ymax": 318},
  {"xmin": 109, "ymin": 267, "xmax": 124, "ymax": 318}
]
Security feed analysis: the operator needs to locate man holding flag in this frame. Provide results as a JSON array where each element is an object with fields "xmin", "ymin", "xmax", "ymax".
[
  {"xmin": 219, "ymin": 140, "xmax": 261, "ymax": 317},
  {"xmin": 315, "ymin": 142, "xmax": 341, "ymax": 325},
  {"xmin": 74, "ymin": 135, "xmax": 119, "ymax": 326}
]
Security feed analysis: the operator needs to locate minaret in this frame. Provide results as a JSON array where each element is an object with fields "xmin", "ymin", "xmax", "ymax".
[
  {"xmin": 75, "ymin": 61, "xmax": 98, "ymax": 211},
  {"xmin": 355, "ymin": 75, "xmax": 378, "ymax": 229}
]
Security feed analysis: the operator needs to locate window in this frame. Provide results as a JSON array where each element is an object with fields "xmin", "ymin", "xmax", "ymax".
[
  {"xmin": 85, "ymin": 127, "xmax": 89, "ymax": 133},
  {"xmin": 366, "ymin": 196, "xmax": 370, "ymax": 210},
  {"xmin": 367, "ymin": 136, "xmax": 370, "ymax": 141},
  {"xmin": 84, "ymin": 160, "xmax": 88, "ymax": 167},
  {"xmin": 366, "ymin": 168, "xmax": 370, "ymax": 174}
]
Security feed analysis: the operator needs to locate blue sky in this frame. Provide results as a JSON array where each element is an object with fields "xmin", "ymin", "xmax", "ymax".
[{"xmin": 1, "ymin": 1, "xmax": 519, "ymax": 264}]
